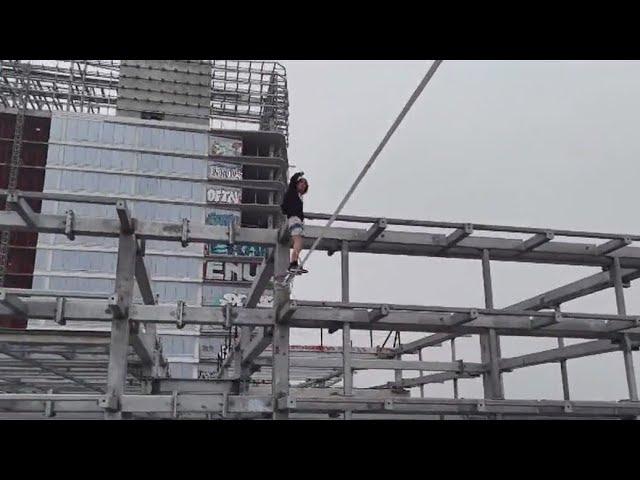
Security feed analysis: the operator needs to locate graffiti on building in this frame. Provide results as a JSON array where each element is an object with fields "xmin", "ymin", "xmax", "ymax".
[
  {"xmin": 205, "ymin": 242, "xmax": 267, "ymax": 257},
  {"xmin": 206, "ymin": 186, "xmax": 241, "ymax": 204},
  {"xmin": 208, "ymin": 162, "xmax": 242, "ymax": 181},
  {"xmin": 206, "ymin": 209, "xmax": 239, "ymax": 227},
  {"xmin": 217, "ymin": 290, "xmax": 273, "ymax": 308},
  {"xmin": 210, "ymin": 136, "xmax": 243, "ymax": 157},
  {"xmin": 204, "ymin": 209, "xmax": 267, "ymax": 258},
  {"xmin": 198, "ymin": 367, "xmax": 218, "ymax": 380},
  {"xmin": 204, "ymin": 261, "xmax": 259, "ymax": 283}
]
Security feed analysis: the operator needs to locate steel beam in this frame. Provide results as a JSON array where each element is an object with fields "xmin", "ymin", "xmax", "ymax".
[
  {"xmin": 0, "ymin": 347, "xmax": 103, "ymax": 393},
  {"xmin": 341, "ymin": 241, "xmax": 352, "ymax": 419},
  {"xmin": 363, "ymin": 219, "xmax": 387, "ymax": 249},
  {"xmin": 242, "ymin": 327, "xmax": 273, "ymax": 366},
  {"xmin": 392, "ymin": 267, "xmax": 640, "ymax": 355},
  {"xmin": 245, "ymin": 253, "xmax": 274, "ymax": 308},
  {"xmin": 0, "ymin": 289, "xmax": 27, "ymax": 317},
  {"xmin": 282, "ymin": 395, "xmax": 640, "ymax": 418},
  {"xmin": 597, "ymin": 238, "xmax": 633, "ymax": 256},
  {"xmin": 520, "ymin": 232, "xmax": 554, "ymax": 252},
  {"xmin": 115, "ymin": 199, "xmax": 133, "ymax": 234},
  {"xmin": 612, "ymin": 257, "xmax": 639, "ymax": 401},
  {"xmin": 5, "ymin": 193, "xmax": 38, "ymax": 229},
  {"xmin": 103, "ymin": 233, "xmax": 136, "ymax": 419},
  {"xmin": 272, "ymin": 236, "xmax": 290, "ymax": 419},
  {"xmin": 442, "ymin": 223, "xmax": 473, "ymax": 249},
  {"xmin": 501, "ymin": 339, "xmax": 622, "ymax": 372},
  {"xmin": 5, "ymin": 207, "xmax": 640, "ymax": 268}
]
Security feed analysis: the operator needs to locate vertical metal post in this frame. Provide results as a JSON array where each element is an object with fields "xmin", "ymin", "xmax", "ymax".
[
  {"xmin": 236, "ymin": 326, "xmax": 252, "ymax": 394},
  {"xmin": 612, "ymin": 258, "xmax": 638, "ymax": 401},
  {"xmin": 418, "ymin": 348, "xmax": 425, "ymax": 398},
  {"xmin": 394, "ymin": 332, "xmax": 403, "ymax": 389},
  {"xmin": 480, "ymin": 249, "xmax": 504, "ymax": 400},
  {"xmin": 272, "ymin": 235, "xmax": 291, "ymax": 419},
  {"xmin": 555, "ymin": 305, "xmax": 571, "ymax": 401},
  {"xmin": 341, "ymin": 241, "xmax": 353, "ymax": 420},
  {"xmin": 451, "ymin": 339, "xmax": 459, "ymax": 399},
  {"xmin": 104, "ymin": 233, "xmax": 137, "ymax": 420}
]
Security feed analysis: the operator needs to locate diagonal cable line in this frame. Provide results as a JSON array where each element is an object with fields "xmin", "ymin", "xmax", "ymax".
[{"xmin": 290, "ymin": 60, "xmax": 444, "ymax": 286}]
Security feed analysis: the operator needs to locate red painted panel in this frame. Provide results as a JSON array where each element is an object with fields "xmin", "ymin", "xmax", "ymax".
[{"xmin": 0, "ymin": 112, "xmax": 50, "ymax": 329}]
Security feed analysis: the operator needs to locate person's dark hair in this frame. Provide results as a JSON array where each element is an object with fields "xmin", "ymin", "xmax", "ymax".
[{"xmin": 298, "ymin": 178, "xmax": 309, "ymax": 194}]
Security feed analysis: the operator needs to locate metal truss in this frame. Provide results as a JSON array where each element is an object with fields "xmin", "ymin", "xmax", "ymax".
[
  {"xmin": 0, "ymin": 60, "xmax": 289, "ymax": 140},
  {"xmin": 0, "ymin": 189, "xmax": 639, "ymax": 419}
]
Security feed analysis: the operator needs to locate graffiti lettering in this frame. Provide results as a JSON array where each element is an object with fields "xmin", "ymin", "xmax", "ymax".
[
  {"xmin": 218, "ymin": 292, "xmax": 274, "ymax": 308},
  {"xmin": 206, "ymin": 243, "xmax": 267, "ymax": 258},
  {"xmin": 206, "ymin": 187, "xmax": 241, "ymax": 204},
  {"xmin": 198, "ymin": 369, "xmax": 218, "ymax": 380},
  {"xmin": 206, "ymin": 210, "xmax": 239, "ymax": 226},
  {"xmin": 208, "ymin": 163, "xmax": 242, "ymax": 181},
  {"xmin": 204, "ymin": 261, "xmax": 259, "ymax": 282}
]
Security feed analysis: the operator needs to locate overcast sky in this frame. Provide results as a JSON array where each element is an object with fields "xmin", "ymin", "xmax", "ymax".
[{"xmin": 279, "ymin": 60, "xmax": 640, "ymax": 401}]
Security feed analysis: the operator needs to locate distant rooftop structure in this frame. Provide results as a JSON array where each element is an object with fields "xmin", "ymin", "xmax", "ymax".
[{"xmin": 0, "ymin": 60, "xmax": 289, "ymax": 141}]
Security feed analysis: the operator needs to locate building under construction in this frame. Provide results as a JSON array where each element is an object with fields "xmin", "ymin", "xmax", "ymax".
[{"xmin": 0, "ymin": 59, "xmax": 639, "ymax": 419}]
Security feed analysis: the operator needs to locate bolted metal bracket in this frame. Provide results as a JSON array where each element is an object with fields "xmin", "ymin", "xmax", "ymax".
[
  {"xmin": 221, "ymin": 392, "xmax": 229, "ymax": 419},
  {"xmin": 368, "ymin": 304, "xmax": 390, "ymax": 323},
  {"xmin": 64, "ymin": 210, "xmax": 75, "ymax": 241},
  {"xmin": 224, "ymin": 303, "xmax": 234, "ymax": 329},
  {"xmin": 176, "ymin": 300, "xmax": 186, "ymax": 330},
  {"xmin": 54, "ymin": 296, "xmax": 66, "ymax": 326},
  {"xmin": 99, "ymin": 393, "xmax": 120, "ymax": 412},
  {"xmin": 228, "ymin": 219, "xmax": 237, "ymax": 245},
  {"xmin": 563, "ymin": 401, "xmax": 573, "ymax": 413},
  {"xmin": 384, "ymin": 399, "xmax": 394, "ymax": 411},
  {"xmin": 477, "ymin": 400, "xmax": 487, "ymax": 413},
  {"xmin": 172, "ymin": 390, "xmax": 179, "ymax": 419},
  {"xmin": 43, "ymin": 389, "xmax": 55, "ymax": 418},
  {"xmin": 115, "ymin": 199, "xmax": 135, "ymax": 234},
  {"xmin": 137, "ymin": 238, "xmax": 146, "ymax": 257},
  {"xmin": 181, "ymin": 218, "xmax": 190, "ymax": 247},
  {"xmin": 108, "ymin": 293, "xmax": 126, "ymax": 319}
]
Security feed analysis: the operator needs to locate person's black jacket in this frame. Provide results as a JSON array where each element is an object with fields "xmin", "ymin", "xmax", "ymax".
[{"xmin": 281, "ymin": 172, "xmax": 304, "ymax": 221}]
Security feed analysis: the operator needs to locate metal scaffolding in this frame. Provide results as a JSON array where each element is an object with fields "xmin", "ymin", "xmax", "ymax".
[
  {"xmin": 0, "ymin": 59, "xmax": 638, "ymax": 420},
  {"xmin": 0, "ymin": 60, "xmax": 289, "ymax": 140},
  {"xmin": 0, "ymin": 190, "xmax": 639, "ymax": 418}
]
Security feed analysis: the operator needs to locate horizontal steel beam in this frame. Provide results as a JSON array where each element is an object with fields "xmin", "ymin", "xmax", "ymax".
[
  {"xmin": 305, "ymin": 212, "xmax": 640, "ymax": 242},
  {"xmin": 0, "ymin": 210, "xmax": 277, "ymax": 246},
  {"xmin": 286, "ymin": 305, "xmax": 640, "ymax": 340},
  {"xmin": 254, "ymin": 357, "xmax": 484, "ymax": 373},
  {"xmin": 5, "ymin": 295, "xmax": 640, "ymax": 340},
  {"xmin": 3, "ymin": 204, "xmax": 640, "ymax": 268},
  {"xmin": 499, "ymin": 339, "xmax": 632, "ymax": 371},
  {"xmin": 393, "ymin": 267, "xmax": 640, "ymax": 354},
  {"xmin": 5, "ymin": 193, "xmax": 39, "ymax": 229},
  {"xmin": 0, "ymin": 347, "xmax": 104, "ymax": 393},
  {"xmin": 281, "ymin": 396, "xmax": 640, "ymax": 418},
  {"xmin": 376, "ymin": 371, "xmax": 479, "ymax": 388}
]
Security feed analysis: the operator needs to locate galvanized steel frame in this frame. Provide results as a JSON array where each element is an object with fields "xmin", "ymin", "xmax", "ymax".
[{"xmin": 0, "ymin": 192, "xmax": 638, "ymax": 418}]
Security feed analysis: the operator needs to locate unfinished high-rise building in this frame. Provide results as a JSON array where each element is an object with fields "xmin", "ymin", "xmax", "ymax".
[{"xmin": 0, "ymin": 60, "xmax": 639, "ymax": 419}]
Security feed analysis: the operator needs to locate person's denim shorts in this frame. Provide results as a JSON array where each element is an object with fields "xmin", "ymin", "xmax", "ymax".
[{"xmin": 288, "ymin": 216, "xmax": 304, "ymax": 236}]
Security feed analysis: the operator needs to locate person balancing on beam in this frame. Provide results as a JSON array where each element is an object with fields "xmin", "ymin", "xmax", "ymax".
[{"xmin": 281, "ymin": 171, "xmax": 309, "ymax": 274}]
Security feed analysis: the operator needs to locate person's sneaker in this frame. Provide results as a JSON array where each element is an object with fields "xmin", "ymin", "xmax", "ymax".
[{"xmin": 288, "ymin": 262, "xmax": 300, "ymax": 273}]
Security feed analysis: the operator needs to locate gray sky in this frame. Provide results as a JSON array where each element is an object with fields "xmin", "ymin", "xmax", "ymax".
[{"xmin": 279, "ymin": 60, "xmax": 640, "ymax": 401}]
